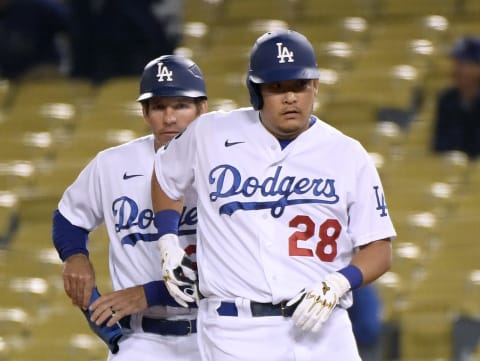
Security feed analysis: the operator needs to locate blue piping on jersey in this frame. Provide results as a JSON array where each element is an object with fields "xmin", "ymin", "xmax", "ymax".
[
  {"xmin": 219, "ymin": 197, "xmax": 339, "ymax": 218},
  {"xmin": 121, "ymin": 229, "xmax": 196, "ymax": 246}
]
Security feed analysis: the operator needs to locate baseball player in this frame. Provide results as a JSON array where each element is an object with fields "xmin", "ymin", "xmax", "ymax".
[
  {"xmin": 151, "ymin": 30, "xmax": 396, "ymax": 361},
  {"xmin": 51, "ymin": 55, "xmax": 208, "ymax": 360}
]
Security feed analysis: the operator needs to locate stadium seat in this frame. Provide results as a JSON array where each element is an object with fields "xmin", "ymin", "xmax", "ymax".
[
  {"xmin": 9, "ymin": 79, "xmax": 92, "ymax": 109},
  {"xmin": 0, "ymin": 306, "xmax": 32, "ymax": 356},
  {"xmin": 92, "ymin": 77, "xmax": 138, "ymax": 108},
  {"xmin": 181, "ymin": 21, "xmax": 211, "ymax": 56},
  {"xmin": 295, "ymin": 0, "xmax": 371, "ymax": 20},
  {"xmin": 377, "ymin": 0, "xmax": 456, "ymax": 18},
  {"xmin": 0, "ymin": 190, "xmax": 19, "ymax": 248},
  {"xmin": 213, "ymin": 0, "xmax": 292, "ymax": 22},
  {"xmin": 11, "ymin": 305, "xmax": 107, "ymax": 361},
  {"xmin": 400, "ymin": 311, "xmax": 452, "ymax": 360}
]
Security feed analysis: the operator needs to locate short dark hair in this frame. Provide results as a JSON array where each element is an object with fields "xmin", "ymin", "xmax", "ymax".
[{"xmin": 141, "ymin": 97, "xmax": 207, "ymax": 116}]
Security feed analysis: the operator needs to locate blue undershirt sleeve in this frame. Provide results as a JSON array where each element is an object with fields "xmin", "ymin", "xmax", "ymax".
[{"xmin": 52, "ymin": 209, "xmax": 89, "ymax": 261}]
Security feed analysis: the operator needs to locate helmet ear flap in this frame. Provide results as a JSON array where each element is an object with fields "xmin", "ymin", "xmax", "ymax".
[{"xmin": 246, "ymin": 80, "xmax": 263, "ymax": 110}]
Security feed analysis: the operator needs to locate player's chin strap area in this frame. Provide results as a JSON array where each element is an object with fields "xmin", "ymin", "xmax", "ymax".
[{"xmin": 119, "ymin": 315, "xmax": 197, "ymax": 336}]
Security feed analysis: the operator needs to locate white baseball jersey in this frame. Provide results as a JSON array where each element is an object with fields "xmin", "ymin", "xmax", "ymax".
[
  {"xmin": 155, "ymin": 108, "xmax": 396, "ymax": 305},
  {"xmin": 59, "ymin": 134, "xmax": 199, "ymax": 360}
]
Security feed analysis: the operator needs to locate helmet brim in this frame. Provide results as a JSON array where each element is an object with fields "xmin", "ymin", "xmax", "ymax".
[
  {"xmin": 248, "ymin": 66, "xmax": 320, "ymax": 84},
  {"xmin": 137, "ymin": 87, "xmax": 207, "ymax": 102}
]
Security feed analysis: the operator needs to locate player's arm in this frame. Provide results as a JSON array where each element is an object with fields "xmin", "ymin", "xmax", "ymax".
[
  {"xmin": 152, "ymin": 170, "xmax": 184, "ymax": 215},
  {"xmin": 151, "ymin": 122, "xmax": 199, "ymax": 307},
  {"xmin": 53, "ymin": 156, "xmax": 105, "ymax": 310},
  {"xmin": 52, "ymin": 209, "xmax": 95, "ymax": 310},
  {"xmin": 89, "ymin": 278, "xmax": 193, "ymax": 328},
  {"xmin": 289, "ymin": 146, "xmax": 395, "ymax": 332},
  {"xmin": 151, "ymin": 170, "xmax": 197, "ymax": 307},
  {"xmin": 88, "ymin": 279, "xmax": 190, "ymax": 327},
  {"xmin": 351, "ymin": 238, "xmax": 392, "ymax": 286},
  {"xmin": 289, "ymin": 237, "xmax": 393, "ymax": 333}
]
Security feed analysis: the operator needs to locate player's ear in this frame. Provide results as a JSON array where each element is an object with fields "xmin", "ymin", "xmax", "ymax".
[
  {"xmin": 312, "ymin": 79, "xmax": 319, "ymax": 95},
  {"xmin": 197, "ymin": 99, "xmax": 208, "ymax": 115},
  {"xmin": 141, "ymin": 101, "xmax": 152, "ymax": 125},
  {"xmin": 141, "ymin": 101, "xmax": 149, "ymax": 117}
]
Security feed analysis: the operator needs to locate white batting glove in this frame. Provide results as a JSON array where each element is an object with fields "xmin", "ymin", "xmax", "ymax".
[
  {"xmin": 287, "ymin": 272, "xmax": 351, "ymax": 332},
  {"xmin": 158, "ymin": 234, "xmax": 197, "ymax": 308}
]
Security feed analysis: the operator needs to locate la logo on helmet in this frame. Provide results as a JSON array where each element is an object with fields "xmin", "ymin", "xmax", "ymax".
[
  {"xmin": 156, "ymin": 62, "xmax": 173, "ymax": 82},
  {"xmin": 276, "ymin": 42, "xmax": 294, "ymax": 63}
]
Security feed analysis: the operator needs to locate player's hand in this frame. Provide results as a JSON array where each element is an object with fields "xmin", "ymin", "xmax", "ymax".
[
  {"xmin": 158, "ymin": 234, "xmax": 197, "ymax": 308},
  {"xmin": 287, "ymin": 272, "xmax": 350, "ymax": 332},
  {"xmin": 81, "ymin": 287, "xmax": 123, "ymax": 354},
  {"xmin": 63, "ymin": 254, "xmax": 95, "ymax": 310},
  {"xmin": 89, "ymin": 286, "xmax": 148, "ymax": 327}
]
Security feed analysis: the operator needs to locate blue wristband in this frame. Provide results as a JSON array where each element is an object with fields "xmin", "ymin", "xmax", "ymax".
[
  {"xmin": 143, "ymin": 280, "xmax": 196, "ymax": 308},
  {"xmin": 153, "ymin": 210, "xmax": 180, "ymax": 237},
  {"xmin": 338, "ymin": 265, "xmax": 364, "ymax": 290}
]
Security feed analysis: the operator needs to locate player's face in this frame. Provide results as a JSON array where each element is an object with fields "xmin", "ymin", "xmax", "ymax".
[
  {"xmin": 259, "ymin": 79, "xmax": 319, "ymax": 139},
  {"xmin": 143, "ymin": 96, "xmax": 207, "ymax": 149}
]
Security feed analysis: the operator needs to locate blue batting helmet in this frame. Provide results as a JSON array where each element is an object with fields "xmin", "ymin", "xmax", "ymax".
[
  {"xmin": 137, "ymin": 55, "xmax": 207, "ymax": 102},
  {"xmin": 450, "ymin": 36, "xmax": 480, "ymax": 64},
  {"xmin": 246, "ymin": 30, "xmax": 320, "ymax": 110}
]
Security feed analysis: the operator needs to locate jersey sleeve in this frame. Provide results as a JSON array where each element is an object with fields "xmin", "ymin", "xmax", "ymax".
[
  {"xmin": 58, "ymin": 155, "xmax": 104, "ymax": 231},
  {"xmin": 347, "ymin": 145, "xmax": 396, "ymax": 247},
  {"xmin": 154, "ymin": 120, "xmax": 198, "ymax": 200}
]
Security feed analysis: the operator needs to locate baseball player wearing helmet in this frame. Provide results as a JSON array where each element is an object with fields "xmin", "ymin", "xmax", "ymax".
[
  {"xmin": 51, "ymin": 55, "xmax": 208, "ymax": 360},
  {"xmin": 152, "ymin": 30, "xmax": 395, "ymax": 361}
]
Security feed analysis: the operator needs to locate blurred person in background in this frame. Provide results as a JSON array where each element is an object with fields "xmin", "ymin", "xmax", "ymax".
[
  {"xmin": 0, "ymin": 0, "xmax": 71, "ymax": 79},
  {"xmin": 348, "ymin": 284, "xmax": 384, "ymax": 361},
  {"xmin": 70, "ymin": 0, "xmax": 183, "ymax": 84},
  {"xmin": 432, "ymin": 36, "xmax": 480, "ymax": 160}
]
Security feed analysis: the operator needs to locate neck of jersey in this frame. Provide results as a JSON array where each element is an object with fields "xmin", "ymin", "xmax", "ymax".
[{"xmin": 277, "ymin": 116, "xmax": 316, "ymax": 150}]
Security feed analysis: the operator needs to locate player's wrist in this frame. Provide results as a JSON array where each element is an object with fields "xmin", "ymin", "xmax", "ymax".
[
  {"xmin": 337, "ymin": 264, "xmax": 363, "ymax": 291},
  {"xmin": 65, "ymin": 253, "xmax": 89, "ymax": 261},
  {"xmin": 157, "ymin": 233, "xmax": 183, "ymax": 262},
  {"xmin": 323, "ymin": 272, "xmax": 350, "ymax": 297},
  {"xmin": 158, "ymin": 233, "xmax": 180, "ymax": 249},
  {"xmin": 144, "ymin": 280, "xmax": 182, "ymax": 307},
  {"xmin": 153, "ymin": 209, "xmax": 180, "ymax": 237}
]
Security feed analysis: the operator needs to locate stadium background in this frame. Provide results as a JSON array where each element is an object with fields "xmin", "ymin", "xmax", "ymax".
[{"xmin": 0, "ymin": 0, "xmax": 479, "ymax": 360}]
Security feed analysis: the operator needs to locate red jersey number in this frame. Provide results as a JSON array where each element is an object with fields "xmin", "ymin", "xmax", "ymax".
[{"xmin": 288, "ymin": 215, "xmax": 341, "ymax": 262}]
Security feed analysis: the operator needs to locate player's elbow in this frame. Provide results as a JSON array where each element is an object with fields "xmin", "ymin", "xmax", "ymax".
[
  {"xmin": 357, "ymin": 238, "xmax": 393, "ymax": 282},
  {"xmin": 380, "ymin": 238, "xmax": 393, "ymax": 274}
]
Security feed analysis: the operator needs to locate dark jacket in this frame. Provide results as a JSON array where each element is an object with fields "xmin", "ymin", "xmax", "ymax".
[{"xmin": 432, "ymin": 87, "xmax": 480, "ymax": 159}]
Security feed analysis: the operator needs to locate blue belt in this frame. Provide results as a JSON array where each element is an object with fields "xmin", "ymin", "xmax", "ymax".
[
  {"xmin": 217, "ymin": 301, "xmax": 296, "ymax": 317},
  {"xmin": 119, "ymin": 315, "xmax": 196, "ymax": 336}
]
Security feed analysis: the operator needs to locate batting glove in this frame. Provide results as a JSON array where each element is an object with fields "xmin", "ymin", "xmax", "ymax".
[
  {"xmin": 287, "ymin": 272, "xmax": 350, "ymax": 332},
  {"xmin": 158, "ymin": 234, "xmax": 197, "ymax": 308}
]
